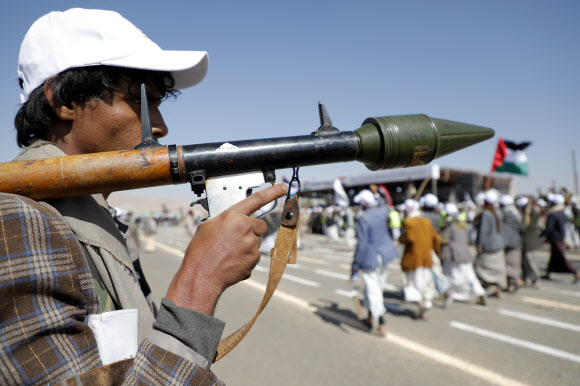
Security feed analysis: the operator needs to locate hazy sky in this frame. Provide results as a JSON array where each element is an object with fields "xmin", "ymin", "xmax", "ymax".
[{"xmin": 1, "ymin": 1, "xmax": 578, "ymax": 200}]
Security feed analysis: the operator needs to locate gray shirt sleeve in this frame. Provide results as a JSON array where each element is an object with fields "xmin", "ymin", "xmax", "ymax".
[{"xmin": 150, "ymin": 298, "xmax": 225, "ymax": 369}]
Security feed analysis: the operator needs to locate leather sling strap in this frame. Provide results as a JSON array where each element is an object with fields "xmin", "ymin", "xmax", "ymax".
[{"xmin": 214, "ymin": 195, "xmax": 300, "ymax": 361}]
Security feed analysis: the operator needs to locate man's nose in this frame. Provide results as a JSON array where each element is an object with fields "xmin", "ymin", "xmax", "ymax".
[{"xmin": 151, "ymin": 108, "xmax": 169, "ymax": 139}]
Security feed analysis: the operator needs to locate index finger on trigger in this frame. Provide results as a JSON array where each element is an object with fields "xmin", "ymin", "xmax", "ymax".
[{"xmin": 231, "ymin": 183, "xmax": 289, "ymax": 216}]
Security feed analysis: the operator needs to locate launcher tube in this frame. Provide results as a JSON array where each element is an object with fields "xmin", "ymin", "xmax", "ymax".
[{"xmin": 179, "ymin": 132, "xmax": 359, "ymax": 180}]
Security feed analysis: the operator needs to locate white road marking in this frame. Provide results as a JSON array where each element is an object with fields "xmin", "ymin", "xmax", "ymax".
[
  {"xmin": 466, "ymin": 303, "xmax": 489, "ymax": 312},
  {"xmin": 335, "ymin": 289, "xmax": 358, "ymax": 298},
  {"xmin": 314, "ymin": 269, "xmax": 350, "ymax": 280},
  {"xmin": 385, "ymin": 334, "xmax": 529, "ymax": 386},
  {"xmin": 307, "ymin": 249, "xmax": 351, "ymax": 261},
  {"xmin": 152, "ymin": 240, "xmax": 185, "ymax": 259},
  {"xmin": 560, "ymin": 290, "xmax": 580, "ymax": 298},
  {"xmin": 498, "ymin": 309, "xmax": 580, "ymax": 332},
  {"xmin": 244, "ymin": 279, "xmax": 318, "ymax": 312},
  {"xmin": 521, "ymin": 297, "xmax": 580, "ymax": 312},
  {"xmin": 451, "ymin": 321, "xmax": 580, "ymax": 364},
  {"xmin": 296, "ymin": 256, "xmax": 328, "ymax": 265},
  {"xmin": 254, "ymin": 266, "xmax": 320, "ymax": 287}
]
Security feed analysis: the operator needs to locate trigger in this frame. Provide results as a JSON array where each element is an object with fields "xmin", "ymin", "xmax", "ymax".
[{"xmin": 191, "ymin": 198, "xmax": 209, "ymax": 212}]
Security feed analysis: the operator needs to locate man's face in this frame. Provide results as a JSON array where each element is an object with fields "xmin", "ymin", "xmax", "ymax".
[{"xmin": 67, "ymin": 79, "xmax": 168, "ymax": 154}]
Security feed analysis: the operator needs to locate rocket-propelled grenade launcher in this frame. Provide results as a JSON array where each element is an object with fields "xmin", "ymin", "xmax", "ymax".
[
  {"xmin": 0, "ymin": 88, "xmax": 496, "ymax": 363},
  {"xmin": 0, "ymin": 101, "xmax": 494, "ymax": 217}
]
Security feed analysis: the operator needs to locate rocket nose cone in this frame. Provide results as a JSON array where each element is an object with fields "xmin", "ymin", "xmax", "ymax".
[
  {"xmin": 354, "ymin": 114, "xmax": 494, "ymax": 171},
  {"xmin": 431, "ymin": 118, "xmax": 495, "ymax": 159}
]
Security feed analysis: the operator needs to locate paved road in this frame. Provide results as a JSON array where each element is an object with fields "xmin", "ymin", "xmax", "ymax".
[{"xmin": 140, "ymin": 226, "xmax": 580, "ymax": 386}]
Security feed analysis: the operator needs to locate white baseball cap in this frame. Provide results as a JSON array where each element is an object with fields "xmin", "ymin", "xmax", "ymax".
[
  {"xmin": 483, "ymin": 190, "xmax": 499, "ymax": 205},
  {"xmin": 18, "ymin": 8, "xmax": 209, "ymax": 102},
  {"xmin": 552, "ymin": 194, "xmax": 565, "ymax": 206},
  {"xmin": 499, "ymin": 194, "xmax": 514, "ymax": 207},
  {"xmin": 422, "ymin": 193, "xmax": 439, "ymax": 208},
  {"xmin": 444, "ymin": 203, "xmax": 459, "ymax": 217},
  {"xmin": 353, "ymin": 189, "xmax": 377, "ymax": 207},
  {"xmin": 515, "ymin": 196, "xmax": 529, "ymax": 208},
  {"xmin": 404, "ymin": 198, "xmax": 420, "ymax": 213}
]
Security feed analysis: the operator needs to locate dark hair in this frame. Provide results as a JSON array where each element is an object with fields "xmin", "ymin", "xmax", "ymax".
[{"xmin": 14, "ymin": 66, "xmax": 178, "ymax": 147}]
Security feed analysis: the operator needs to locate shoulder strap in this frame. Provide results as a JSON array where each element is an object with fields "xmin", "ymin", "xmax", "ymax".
[{"xmin": 214, "ymin": 195, "xmax": 300, "ymax": 361}]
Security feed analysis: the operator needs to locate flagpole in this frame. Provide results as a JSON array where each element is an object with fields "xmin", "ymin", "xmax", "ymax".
[
  {"xmin": 414, "ymin": 176, "xmax": 432, "ymax": 200},
  {"xmin": 486, "ymin": 137, "xmax": 506, "ymax": 191},
  {"xmin": 485, "ymin": 140, "xmax": 498, "ymax": 191},
  {"xmin": 485, "ymin": 174, "xmax": 493, "ymax": 191}
]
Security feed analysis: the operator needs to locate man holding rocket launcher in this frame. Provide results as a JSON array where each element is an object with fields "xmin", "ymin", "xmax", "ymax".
[{"xmin": 0, "ymin": 8, "xmax": 493, "ymax": 385}]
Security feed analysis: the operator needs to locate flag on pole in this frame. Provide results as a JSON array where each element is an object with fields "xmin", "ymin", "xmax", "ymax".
[
  {"xmin": 491, "ymin": 138, "xmax": 530, "ymax": 176},
  {"xmin": 333, "ymin": 178, "xmax": 349, "ymax": 207},
  {"xmin": 378, "ymin": 184, "xmax": 392, "ymax": 206}
]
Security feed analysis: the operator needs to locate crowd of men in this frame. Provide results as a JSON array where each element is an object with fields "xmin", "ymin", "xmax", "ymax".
[{"xmin": 304, "ymin": 186, "xmax": 580, "ymax": 335}]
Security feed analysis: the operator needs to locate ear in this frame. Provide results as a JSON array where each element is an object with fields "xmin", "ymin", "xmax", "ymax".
[{"xmin": 44, "ymin": 78, "xmax": 76, "ymax": 121}]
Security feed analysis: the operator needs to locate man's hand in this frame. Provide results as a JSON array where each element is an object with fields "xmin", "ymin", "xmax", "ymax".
[
  {"xmin": 166, "ymin": 183, "xmax": 289, "ymax": 316},
  {"xmin": 350, "ymin": 268, "xmax": 358, "ymax": 278}
]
